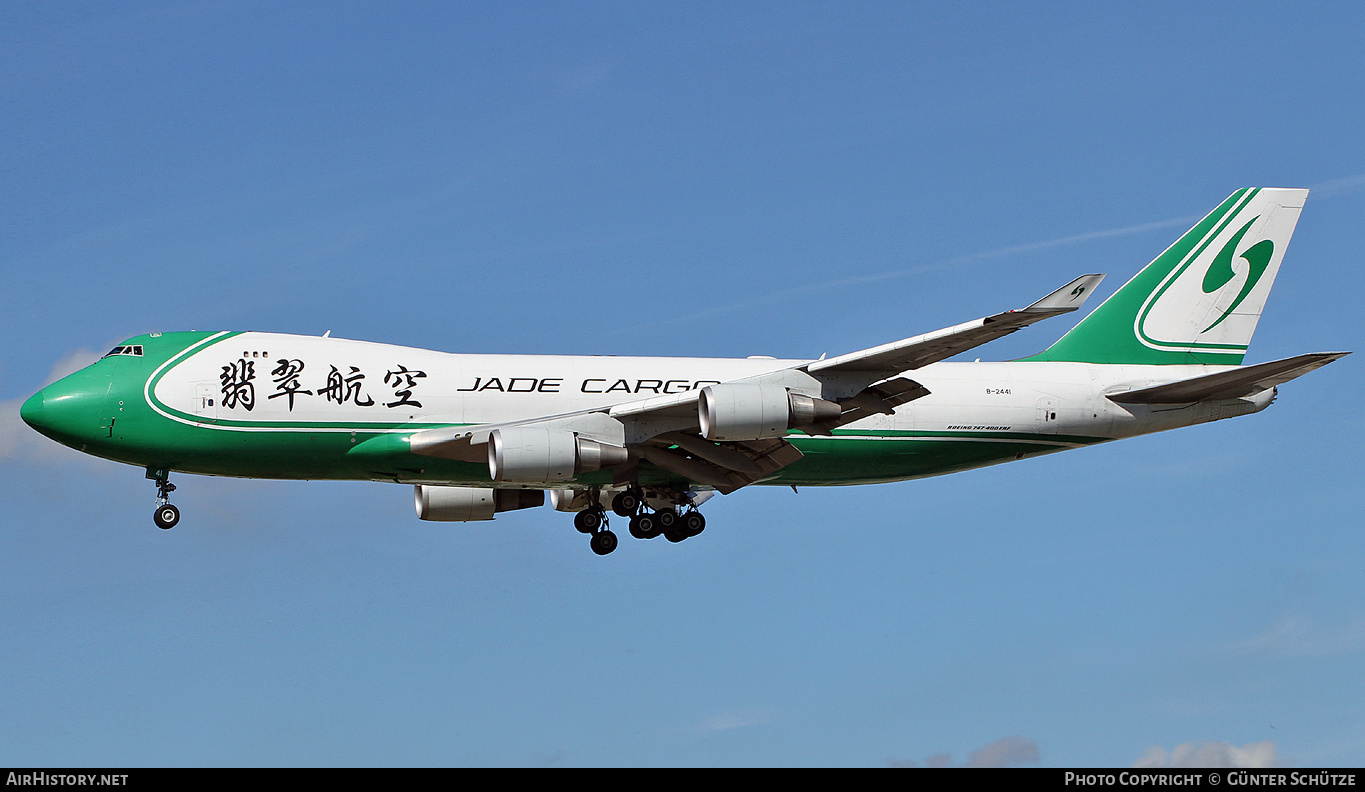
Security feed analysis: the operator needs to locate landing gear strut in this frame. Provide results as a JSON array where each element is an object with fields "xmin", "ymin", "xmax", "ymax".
[{"xmin": 149, "ymin": 469, "xmax": 179, "ymax": 530}]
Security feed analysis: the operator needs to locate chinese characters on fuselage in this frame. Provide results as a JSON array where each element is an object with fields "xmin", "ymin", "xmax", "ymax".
[
  {"xmin": 218, "ymin": 358, "xmax": 425, "ymax": 412},
  {"xmin": 267, "ymin": 359, "xmax": 311, "ymax": 410},
  {"xmin": 219, "ymin": 359, "xmax": 256, "ymax": 410}
]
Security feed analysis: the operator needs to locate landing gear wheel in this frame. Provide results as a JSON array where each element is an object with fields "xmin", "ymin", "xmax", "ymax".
[
  {"xmin": 664, "ymin": 528, "xmax": 688, "ymax": 543},
  {"xmin": 590, "ymin": 530, "xmax": 618, "ymax": 556},
  {"xmin": 654, "ymin": 507, "xmax": 678, "ymax": 531},
  {"xmin": 629, "ymin": 512, "xmax": 661, "ymax": 540},
  {"xmin": 574, "ymin": 510, "xmax": 604, "ymax": 534},
  {"xmin": 612, "ymin": 490, "xmax": 641, "ymax": 517},
  {"xmin": 150, "ymin": 473, "xmax": 179, "ymax": 530},
  {"xmin": 153, "ymin": 503, "xmax": 180, "ymax": 530},
  {"xmin": 680, "ymin": 511, "xmax": 706, "ymax": 536}
]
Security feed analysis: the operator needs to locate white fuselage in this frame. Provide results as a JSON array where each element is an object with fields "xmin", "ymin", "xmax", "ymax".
[{"xmin": 155, "ymin": 332, "xmax": 1268, "ymax": 448}]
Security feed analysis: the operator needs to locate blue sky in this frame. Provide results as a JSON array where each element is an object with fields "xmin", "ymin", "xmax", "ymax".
[{"xmin": 2, "ymin": 1, "xmax": 1362, "ymax": 767}]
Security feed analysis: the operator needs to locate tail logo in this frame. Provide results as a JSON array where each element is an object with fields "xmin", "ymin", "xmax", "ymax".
[
  {"xmin": 1033, "ymin": 187, "xmax": 1304, "ymax": 365},
  {"xmin": 1199, "ymin": 216, "xmax": 1274, "ymax": 333},
  {"xmin": 1135, "ymin": 192, "xmax": 1285, "ymax": 356}
]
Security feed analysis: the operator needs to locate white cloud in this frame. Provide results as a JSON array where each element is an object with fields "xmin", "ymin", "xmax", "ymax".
[
  {"xmin": 968, "ymin": 735, "xmax": 1040, "ymax": 768},
  {"xmin": 893, "ymin": 736, "xmax": 1040, "ymax": 768},
  {"xmin": 1133, "ymin": 741, "xmax": 1277, "ymax": 768},
  {"xmin": 42, "ymin": 348, "xmax": 102, "ymax": 385},
  {"xmin": 1, "ymin": 347, "xmax": 103, "ymax": 462},
  {"xmin": 0, "ymin": 399, "xmax": 31, "ymax": 459},
  {"xmin": 1234, "ymin": 615, "xmax": 1365, "ymax": 659},
  {"xmin": 0, "ymin": 398, "xmax": 100, "ymax": 466}
]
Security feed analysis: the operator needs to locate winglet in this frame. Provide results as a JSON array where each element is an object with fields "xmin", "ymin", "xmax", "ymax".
[{"xmin": 1021, "ymin": 274, "xmax": 1105, "ymax": 314}]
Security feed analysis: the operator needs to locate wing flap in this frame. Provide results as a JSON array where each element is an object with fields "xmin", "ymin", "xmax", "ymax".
[
  {"xmin": 809, "ymin": 376, "xmax": 931, "ymax": 434},
  {"xmin": 640, "ymin": 434, "xmax": 805, "ymax": 494}
]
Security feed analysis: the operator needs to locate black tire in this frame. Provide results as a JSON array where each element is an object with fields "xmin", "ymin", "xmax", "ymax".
[
  {"xmin": 664, "ymin": 529, "xmax": 688, "ymax": 543},
  {"xmin": 153, "ymin": 504, "xmax": 180, "ymax": 530},
  {"xmin": 590, "ymin": 530, "xmax": 618, "ymax": 555},
  {"xmin": 654, "ymin": 507, "xmax": 678, "ymax": 530},
  {"xmin": 612, "ymin": 491, "xmax": 641, "ymax": 517},
  {"xmin": 681, "ymin": 511, "xmax": 706, "ymax": 536},
  {"xmin": 574, "ymin": 510, "xmax": 603, "ymax": 534},
  {"xmin": 630, "ymin": 512, "xmax": 661, "ymax": 539}
]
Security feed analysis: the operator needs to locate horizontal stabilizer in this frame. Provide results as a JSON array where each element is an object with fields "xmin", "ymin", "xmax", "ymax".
[{"xmin": 1108, "ymin": 352, "xmax": 1349, "ymax": 405}]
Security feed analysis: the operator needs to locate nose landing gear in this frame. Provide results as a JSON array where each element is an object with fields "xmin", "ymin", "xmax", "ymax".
[{"xmin": 147, "ymin": 467, "xmax": 180, "ymax": 530}]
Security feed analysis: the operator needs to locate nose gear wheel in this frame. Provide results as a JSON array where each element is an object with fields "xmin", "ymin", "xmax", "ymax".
[{"xmin": 150, "ymin": 474, "xmax": 180, "ymax": 530}]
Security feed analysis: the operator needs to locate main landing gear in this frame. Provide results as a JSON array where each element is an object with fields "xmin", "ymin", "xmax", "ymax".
[
  {"xmin": 149, "ymin": 470, "xmax": 180, "ymax": 530},
  {"xmin": 572, "ymin": 506, "xmax": 618, "ymax": 556},
  {"xmin": 572, "ymin": 487, "xmax": 707, "ymax": 555}
]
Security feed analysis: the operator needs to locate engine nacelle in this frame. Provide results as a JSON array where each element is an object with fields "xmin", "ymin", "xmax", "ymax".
[
  {"xmin": 488, "ymin": 426, "xmax": 629, "ymax": 483},
  {"xmin": 548, "ymin": 488, "xmax": 593, "ymax": 512},
  {"xmin": 698, "ymin": 383, "xmax": 841, "ymax": 441},
  {"xmin": 414, "ymin": 485, "xmax": 545, "ymax": 522}
]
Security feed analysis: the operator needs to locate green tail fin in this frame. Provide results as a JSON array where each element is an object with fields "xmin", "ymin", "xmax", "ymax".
[{"xmin": 1026, "ymin": 187, "xmax": 1307, "ymax": 365}]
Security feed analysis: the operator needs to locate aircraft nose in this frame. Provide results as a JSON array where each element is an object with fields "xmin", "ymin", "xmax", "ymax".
[
  {"xmin": 19, "ymin": 369, "xmax": 110, "ymax": 446},
  {"xmin": 20, "ymin": 389, "xmax": 45, "ymax": 429}
]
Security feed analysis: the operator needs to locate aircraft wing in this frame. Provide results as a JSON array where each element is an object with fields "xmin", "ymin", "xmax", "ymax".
[
  {"xmin": 803, "ymin": 273, "xmax": 1104, "ymax": 398},
  {"xmin": 408, "ymin": 273, "xmax": 1105, "ymax": 491},
  {"xmin": 1108, "ymin": 352, "xmax": 1349, "ymax": 404}
]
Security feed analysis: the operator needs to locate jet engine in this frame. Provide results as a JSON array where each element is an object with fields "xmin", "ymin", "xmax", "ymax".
[
  {"xmin": 488, "ymin": 426, "xmax": 630, "ymax": 482},
  {"xmin": 698, "ymin": 383, "xmax": 841, "ymax": 441},
  {"xmin": 414, "ymin": 485, "xmax": 545, "ymax": 522}
]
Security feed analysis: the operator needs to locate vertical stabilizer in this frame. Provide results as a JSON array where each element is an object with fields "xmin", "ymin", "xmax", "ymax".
[{"xmin": 1028, "ymin": 188, "xmax": 1308, "ymax": 365}]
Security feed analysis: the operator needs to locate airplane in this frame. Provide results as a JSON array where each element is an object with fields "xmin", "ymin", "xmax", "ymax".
[{"xmin": 19, "ymin": 187, "xmax": 1348, "ymax": 555}]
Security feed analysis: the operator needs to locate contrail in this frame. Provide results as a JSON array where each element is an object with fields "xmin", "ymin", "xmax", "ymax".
[
  {"xmin": 619, "ymin": 176, "xmax": 1365, "ymax": 334},
  {"xmin": 638, "ymin": 214, "xmax": 1201, "ymax": 330},
  {"xmin": 1308, "ymin": 171, "xmax": 1365, "ymax": 198}
]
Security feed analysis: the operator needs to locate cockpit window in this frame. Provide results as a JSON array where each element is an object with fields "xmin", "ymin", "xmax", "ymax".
[{"xmin": 102, "ymin": 345, "xmax": 144, "ymax": 358}]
